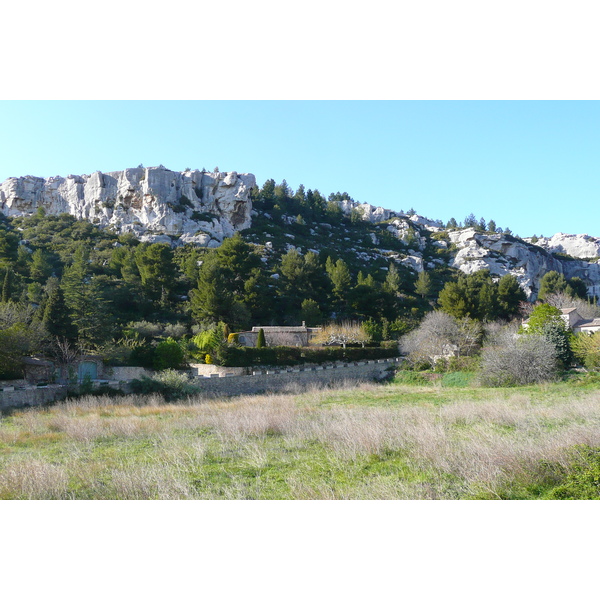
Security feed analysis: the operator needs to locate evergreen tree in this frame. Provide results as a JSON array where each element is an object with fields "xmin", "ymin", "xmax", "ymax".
[
  {"xmin": 260, "ymin": 179, "xmax": 276, "ymax": 202},
  {"xmin": 567, "ymin": 277, "xmax": 588, "ymax": 300},
  {"xmin": 256, "ymin": 328, "xmax": 266, "ymax": 348},
  {"xmin": 30, "ymin": 249, "xmax": 53, "ymax": 282},
  {"xmin": 414, "ymin": 270, "xmax": 432, "ymax": 299},
  {"xmin": 384, "ymin": 263, "xmax": 401, "ymax": 295},
  {"xmin": 43, "ymin": 287, "xmax": 77, "ymax": 341},
  {"xmin": 294, "ymin": 184, "xmax": 306, "ymax": 203},
  {"xmin": 488, "ymin": 220, "xmax": 497, "ymax": 233},
  {"xmin": 134, "ymin": 243, "xmax": 175, "ymax": 305},
  {"xmin": 497, "ymin": 274, "xmax": 526, "ymax": 319},
  {"xmin": 538, "ymin": 271, "xmax": 568, "ymax": 301},
  {"xmin": 300, "ymin": 299, "xmax": 322, "ymax": 327},
  {"xmin": 62, "ymin": 245, "xmax": 110, "ymax": 347},
  {"xmin": 464, "ymin": 213, "xmax": 478, "ymax": 228},
  {"xmin": 438, "ymin": 271, "xmax": 499, "ymax": 320},
  {"xmin": 1, "ymin": 267, "xmax": 13, "ymax": 303}
]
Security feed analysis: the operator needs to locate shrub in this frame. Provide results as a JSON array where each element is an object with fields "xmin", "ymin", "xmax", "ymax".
[
  {"xmin": 548, "ymin": 446, "xmax": 600, "ymax": 499},
  {"xmin": 572, "ymin": 331, "xmax": 600, "ymax": 370},
  {"xmin": 205, "ymin": 354, "xmax": 213, "ymax": 364},
  {"xmin": 479, "ymin": 332, "xmax": 558, "ymax": 387},
  {"xmin": 153, "ymin": 338, "xmax": 186, "ymax": 370},
  {"xmin": 129, "ymin": 344, "xmax": 156, "ymax": 369},
  {"xmin": 129, "ymin": 370, "xmax": 199, "ymax": 402},
  {"xmin": 213, "ymin": 345, "xmax": 399, "ymax": 367},
  {"xmin": 256, "ymin": 328, "xmax": 266, "ymax": 348},
  {"xmin": 163, "ymin": 323, "xmax": 187, "ymax": 339},
  {"xmin": 393, "ymin": 370, "xmax": 431, "ymax": 385}
]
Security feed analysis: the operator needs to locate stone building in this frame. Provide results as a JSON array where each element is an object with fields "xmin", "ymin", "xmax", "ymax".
[{"xmin": 237, "ymin": 324, "xmax": 322, "ymax": 347}]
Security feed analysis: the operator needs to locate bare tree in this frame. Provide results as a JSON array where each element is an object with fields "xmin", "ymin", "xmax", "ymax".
[
  {"xmin": 312, "ymin": 321, "xmax": 370, "ymax": 349},
  {"xmin": 400, "ymin": 311, "xmax": 482, "ymax": 368},
  {"xmin": 50, "ymin": 337, "xmax": 80, "ymax": 384},
  {"xmin": 544, "ymin": 291, "xmax": 600, "ymax": 319}
]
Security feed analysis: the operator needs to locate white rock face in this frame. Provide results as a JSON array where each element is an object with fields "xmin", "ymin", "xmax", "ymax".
[
  {"xmin": 337, "ymin": 199, "xmax": 399, "ymax": 223},
  {"xmin": 531, "ymin": 233, "xmax": 600, "ymax": 259},
  {"xmin": 449, "ymin": 228, "xmax": 600, "ymax": 299},
  {"xmin": 0, "ymin": 166, "xmax": 255, "ymax": 246}
]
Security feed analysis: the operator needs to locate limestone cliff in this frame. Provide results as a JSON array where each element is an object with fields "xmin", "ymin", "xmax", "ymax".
[
  {"xmin": 448, "ymin": 228, "xmax": 600, "ymax": 299},
  {"xmin": 0, "ymin": 166, "xmax": 255, "ymax": 247},
  {"xmin": 528, "ymin": 232, "xmax": 600, "ymax": 260}
]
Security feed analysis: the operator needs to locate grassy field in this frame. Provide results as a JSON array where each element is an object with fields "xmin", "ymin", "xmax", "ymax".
[{"xmin": 2, "ymin": 375, "xmax": 600, "ymax": 499}]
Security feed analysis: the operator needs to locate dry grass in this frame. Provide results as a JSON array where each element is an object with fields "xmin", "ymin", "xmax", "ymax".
[{"xmin": 2, "ymin": 382, "xmax": 600, "ymax": 499}]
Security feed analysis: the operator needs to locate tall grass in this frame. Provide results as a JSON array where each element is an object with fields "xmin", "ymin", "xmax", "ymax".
[{"xmin": 1, "ymin": 382, "xmax": 600, "ymax": 499}]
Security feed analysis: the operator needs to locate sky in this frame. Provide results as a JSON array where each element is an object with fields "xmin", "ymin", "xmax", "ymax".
[{"xmin": 0, "ymin": 100, "xmax": 598, "ymax": 238}]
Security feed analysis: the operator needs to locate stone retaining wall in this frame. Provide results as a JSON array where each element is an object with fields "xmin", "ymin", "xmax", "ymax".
[
  {"xmin": 105, "ymin": 366, "xmax": 153, "ymax": 381},
  {"xmin": 0, "ymin": 385, "xmax": 67, "ymax": 411},
  {"xmin": 191, "ymin": 358, "xmax": 400, "ymax": 398},
  {"xmin": 189, "ymin": 364, "xmax": 250, "ymax": 377},
  {"xmin": 0, "ymin": 358, "xmax": 401, "ymax": 410}
]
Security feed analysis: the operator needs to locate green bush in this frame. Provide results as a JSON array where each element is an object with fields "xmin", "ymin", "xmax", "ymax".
[
  {"xmin": 547, "ymin": 445, "xmax": 600, "ymax": 499},
  {"xmin": 153, "ymin": 338, "xmax": 186, "ymax": 370},
  {"xmin": 129, "ymin": 344, "xmax": 156, "ymax": 369},
  {"xmin": 213, "ymin": 344, "xmax": 399, "ymax": 367}
]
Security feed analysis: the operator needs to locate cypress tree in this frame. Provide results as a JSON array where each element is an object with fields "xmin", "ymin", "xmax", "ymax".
[
  {"xmin": 256, "ymin": 328, "xmax": 266, "ymax": 348},
  {"xmin": 1, "ymin": 267, "xmax": 12, "ymax": 303}
]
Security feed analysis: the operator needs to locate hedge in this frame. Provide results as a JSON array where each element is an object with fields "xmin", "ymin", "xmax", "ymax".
[{"xmin": 215, "ymin": 345, "xmax": 399, "ymax": 367}]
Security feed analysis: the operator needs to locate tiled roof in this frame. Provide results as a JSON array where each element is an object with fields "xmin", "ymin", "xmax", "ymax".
[{"xmin": 577, "ymin": 318, "xmax": 600, "ymax": 328}]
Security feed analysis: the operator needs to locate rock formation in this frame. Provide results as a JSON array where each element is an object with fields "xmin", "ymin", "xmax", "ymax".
[
  {"xmin": 0, "ymin": 166, "xmax": 255, "ymax": 247},
  {"xmin": 2, "ymin": 164, "xmax": 599, "ymax": 300},
  {"xmin": 528, "ymin": 232, "xmax": 600, "ymax": 260},
  {"xmin": 449, "ymin": 228, "xmax": 600, "ymax": 299}
]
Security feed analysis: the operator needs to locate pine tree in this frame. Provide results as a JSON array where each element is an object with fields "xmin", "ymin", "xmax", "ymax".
[
  {"xmin": 384, "ymin": 263, "xmax": 401, "ymax": 295},
  {"xmin": 415, "ymin": 270, "xmax": 432, "ymax": 299},
  {"xmin": 43, "ymin": 287, "xmax": 78, "ymax": 341}
]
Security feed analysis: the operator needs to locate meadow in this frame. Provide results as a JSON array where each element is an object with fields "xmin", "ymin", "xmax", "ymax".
[{"xmin": 2, "ymin": 375, "xmax": 600, "ymax": 500}]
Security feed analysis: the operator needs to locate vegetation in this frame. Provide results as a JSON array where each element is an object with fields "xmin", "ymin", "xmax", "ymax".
[{"xmin": 2, "ymin": 378, "xmax": 600, "ymax": 499}]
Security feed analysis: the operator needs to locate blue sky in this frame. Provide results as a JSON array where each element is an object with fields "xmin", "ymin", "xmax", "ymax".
[{"xmin": 1, "ymin": 100, "xmax": 598, "ymax": 238}]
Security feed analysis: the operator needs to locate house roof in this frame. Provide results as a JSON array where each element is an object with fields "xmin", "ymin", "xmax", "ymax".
[
  {"xmin": 576, "ymin": 318, "xmax": 600, "ymax": 329},
  {"xmin": 560, "ymin": 307, "xmax": 578, "ymax": 314},
  {"xmin": 21, "ymin": 356, "xmax": 54, "ymax": 367}
]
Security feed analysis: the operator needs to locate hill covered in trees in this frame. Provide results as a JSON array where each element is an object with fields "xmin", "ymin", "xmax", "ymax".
[{"xmin": 1, "ymin": 166, "xmax": 599, "ymax": 379}]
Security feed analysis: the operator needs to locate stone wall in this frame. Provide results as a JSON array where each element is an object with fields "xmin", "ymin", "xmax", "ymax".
[
  {"xmin": 191, "ymin": 358, "xmax": 400, "ymax": 398},
  {"xmin": 105, "ymin": 366, "xmax": 153, "ymax": 381},
  {"xmin": 0, "ymin": 358, "xmax": 401, "ymax": 410},
  {"xmin": 189, "ymin": 364, "xmax": 249, "ymax": 377},
  {"xmin": 0, "ymin": 385, "xmax": 67, "ymax": 411}
]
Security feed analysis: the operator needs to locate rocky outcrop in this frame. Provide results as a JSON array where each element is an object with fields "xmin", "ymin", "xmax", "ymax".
[
  {"xmin": 449, "ymin": 228, "xmax": 600, "ymax": 299},
  {"xmin": 529, "ymin": 232, "xmax": 600, "ymax": 260},
  {"xmin": 0, "ymin": 166, "xmax": 255, "ymax": 247}
]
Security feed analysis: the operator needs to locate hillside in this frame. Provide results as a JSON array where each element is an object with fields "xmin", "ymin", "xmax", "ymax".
[{"xmin": 2, "ymin": 166, "xmax": 600, "ymax": 302}]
